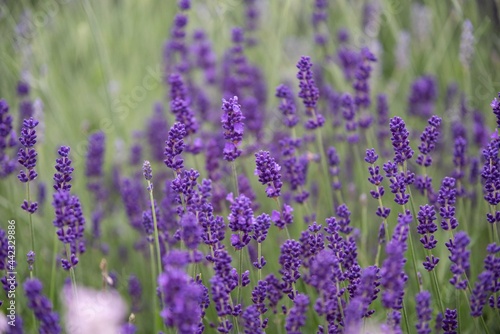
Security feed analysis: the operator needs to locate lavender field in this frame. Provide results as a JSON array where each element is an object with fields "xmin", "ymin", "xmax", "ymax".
[{"xmin": 1, "ymin": 0, "xmax": 500, "ymax": 333}]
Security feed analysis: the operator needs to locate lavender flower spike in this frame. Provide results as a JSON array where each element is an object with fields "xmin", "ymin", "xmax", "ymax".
[
  {"xmin": 296, "ymin": 56, "xmax": 324, "ymax": 129},
  {"xmin": 389, "ymin": 116, "xmax": 414, "ymax": 165},
  {"xmin": 285, "ymin": 293, "xmax": 309, "ymax": 334},
  {"xmin": 18, "ymin": 117, "xmax": 39, "ymax": 214},
  {"xmin": 164, "ymin": 122, "xmax": 187, "ymax": 172},
  {"xmin": 24, "ymin": 279, "xmax": 61, "ymax": 333},
  {"xmin": 255, "ymin": 150, "xmax": 283, "ymax": 198},
  {"xmin": 221, "ymin": 96, "xmax": 245, "ymax": 161}
]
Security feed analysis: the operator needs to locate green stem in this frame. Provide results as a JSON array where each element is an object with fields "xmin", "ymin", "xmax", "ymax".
[
  {"xmin": 49, "ymin": 232, "xmax": 58, "ymax": 303},
  {"xmin": 232, "ymin": 161, "xmax": 239, "ymax": 196},
  {"xmin": 149, "ymin": 243, "xmax": 160, "ymax": 333},
  {"xmin": 147, "ymin": 180, "xmax": 165, "ymax": 332},
  {"xmin": 27, "ymin": 180, "xmax": 36, "ymax": 276}
]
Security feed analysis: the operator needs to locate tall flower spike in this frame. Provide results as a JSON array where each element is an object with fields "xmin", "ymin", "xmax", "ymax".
[
  {"xmin": 255, "ymin": 150, "xmax": 282, "ymax": 198},
  {"xmin": 389, "ymin": 116, "xmax": 414, "ymax": 165},
  {"xmin": 221, "ymin": 96, "xmax": 245, "ymax": 161},
  {"xmin": 459, "ymin": 20, "xmax": 474, "ymax": 67},
  {"xmin": 276, "ymin": 84, "xmax": 299, "ymax": 128},
  {"xmin": 227, "ymin": 193, "xmax": 254, "ymax": 250},
  {"xmin": 24, "ymin": 279, "xmax": 61, "ymax": 333},
  {"xmin": 415, "ymin": 291, "xmax": 432, "ymax": 334},
  {"xmin": 296, "ymin": 56, "xmax": 324, "ymax": 130},
  {"xmin": 53, "ymin": 146, "xmax": 74, "ymax": 191},
  {"xmin": 408, "ymin": 76, "xmax": 437, "ymax": 118},
  {"xmin": 0, "ymin": 99, "xmax": 17, "ymax": 178},
  {"xmin": 164, "ymin": 122, "xmax": 187, "ymax": 172},
  {"xmin": 285, "ymin": 293, "xmax": 309, "ymax": 334},
  {"xmin": 446, "ymin": 231, "xmax": 470, "ymax": 290},
  {"xmin": 18, "ymin": 117, "xmax": 39, "ymax": 214}
]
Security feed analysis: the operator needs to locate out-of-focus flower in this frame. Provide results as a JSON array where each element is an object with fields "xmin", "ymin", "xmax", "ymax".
[{"xmin": 62, "ymin": 285, "xmax": 127, "ymax": 334}]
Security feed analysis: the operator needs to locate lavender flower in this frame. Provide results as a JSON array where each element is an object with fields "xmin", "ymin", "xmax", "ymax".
[
  {"xmin": 221, "ymin": 96, "xmax": 245, "ymax": 161},
  {"xmin": 446, "ymin": 231, "xmax": 470, "ymax": 290},
  {"xmin": 296, "ymin": 56, "xmax": 324, "ymax": 130},
  {"xmin": 146, "ymin": 102, "xmax": 169, "ymax": 162},
  {"xmin": 52, "ymin": 190, "xmax": 86, "ymax": 270},
  {"xmin": 0, "ymin": 99, "xmax": 16, "ymax": 178},
  {"xmin": 53, "ymin": 146, "xmax": 74, "ymax": 191},
  {"xmin": 276, "ymin": 84, "xmax": 299, "ymax": 127},
  {"xmin": 365, "ymin": 149, "xmax": 391, "ymax": 218},
  {"xmin": 353, "ymin": 47, "xmax": 376, "ymax": 109},
  {"xmin": 180, "ymin": 212, "xmax": 201, "ymax": 250},
  {"xmin": 389, "ymin": 116, "xmax": 414, "ymax": 165},
  {"xmin": 255, "ymin": 150, "xmax": 282, "ymax": 198},
  {"xmin": 242, "ymin": 305, "xmax": 264, "ymax": 334},
  {"xmin": 17, "ymin": 117, "xmax": 39, "ymax": 213},
  {"xmin": 408, "ymin": 76, "xmax": 437, "ymax": 118},
  {"xmin": 416, "ymin": 115, "xmax": 441, "ymax": 168},
  {"xmin": 24, "ymin": 279, "xmax": 61, "ymax": 333},
  {"xmin": 437, "ymin": 177, "xmax": 458, "ymax": 230},
  {"xmin": 416, "ymin": 291, "xmax": 432, "ymax": 334},
  {"xmin": 342, "ymin": 93, "xmax": 359, "ymax": 143},
  {"xmin": 459, "ymin": 20, "xmax": 474, "ymax": 67},
  {"xmin": 442, "ymin": 308, "xmax": 458, "ymax": 334},
  {"xmin": 169, "ymin": 74, "xmax": 198, "ymax": 138},
  {"xmin": 85, "ymin": 131, "xmax": 105, "ymax": 179},
  {"xmin": 324, "ymin": 148, "xmax": 343, "ymax": 197},
  {"xmin": 158, "ymin": 267, "xmax": 202, "ymax": 333},
  {"xmin": 285, "ymin": 293, "xmax": 309, "ymax": 333},
  {"xmin": 491, "ymin": 92, "xmax": 500, "ymax": 129},
  {"xmin": 227, "ymin": 193, "xmax": 254, "ymax": 250},
  {"xmin": 164, "ymin": 122, "xmax": 186, "ymax": 172},
  {"xmin": 128, "ymin": 275, "xmax": 142, "ymax": 313},
  {"xmin": 279, "ymin": 239, "xmax": 302, "ymax": 299}
]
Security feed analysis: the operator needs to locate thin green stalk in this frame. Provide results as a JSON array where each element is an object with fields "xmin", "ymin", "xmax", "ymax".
[
  {"xmin": 49, "ymin": 232, "xmax": 58, "ymax": 303},
  {"xmin": 149, "ymin": 243, "xmax": 160, "ymax": 333},
  {"xmin": 26, "ymin": 181, "xmax": 36, "ymax": 276},
  {"xmin": 232, "ymin": 161, "xmax": 239, "ymax": 196},
  {"xmin": 401, "ymin": 300, "xmax": 412, "ymax": 334},
  {"xmin": 146, "ymin": 179, "xmax": 166, "ymax": 332}
]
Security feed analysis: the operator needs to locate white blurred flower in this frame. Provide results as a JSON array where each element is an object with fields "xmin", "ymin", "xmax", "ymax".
[
  {"xmin": 0, "ymin": 312, "xmax": 7, "ymax": 334},
  {"xmin": 63, "ymin": 285, "xmax": 127, "ymax": 334}
]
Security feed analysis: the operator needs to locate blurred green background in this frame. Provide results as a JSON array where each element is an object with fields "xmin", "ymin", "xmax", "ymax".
[{"xmin": 1, "ymin": 0, "xmax": 500, "ymax": 332}]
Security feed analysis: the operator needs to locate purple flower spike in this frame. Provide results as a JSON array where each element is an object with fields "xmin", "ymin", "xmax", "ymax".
[
  {"xmin": 17, "ymin": 117, "xmax": 39, "ymax": 183},
  {"xmin": 0, "ymin": 99, "xmax": 17, "ymax": 177},
  {"xmin": 416, "ymin": 291, "xmax": 432, "ymax": 334},
  {"xmin": 408, "ymin": 75, "xmax": 437, "ymax": 118},
  {"xmin": 417, "ymin": 204, "xmax": 438, "ymax": 250},
  {"xmin": 24, "ymin": 279, "xmax": 61, "ymax": 334},
  {"xmin": 221, "ymin": 96, "xmax": 245, "ymax": 161},
  {"xmin": 227, "ymin": 193, "xmax": 254, "ymax": 250},
  {"xmin": 255, "ymin": 150, "xmax": 283, "ymax": 198},
  {"xmin": 285, "ymin": 293, "xmax": 309, "ymax": 333},
  {"xmin": 491, "ymin": 92, "xmax": 500, "ymax": 128},
  {"xmin": 442, "ymin": 308, "xmax": 458, "ymax": 334},
  {"xmin": 164, "ymin": 122, "xmax": 186, "ymax": 172},
  {"xmin": 437, "ymin": 177, "xmax": 458, "ymax": 231},
  {"xmin": 389, "ymin": 116, "xmax": 414, "ymax": 165},
  {"xmin": 276, "ymin": 84, "xmax": 299, "ymax": 128},
  {"xmin": 446, "ymin": 231, "xmax": 470, "ymax": 290},
  {"xmin": 53, "ymin": 146, "xmax": 74, "ymax": 191},
  {"xmin": 296, "ymin": 56, "xmax": 324, "ymax": 130},
  {"xmin": 85, "ymin": 131, "xmax": 105, "ymax": 178}
]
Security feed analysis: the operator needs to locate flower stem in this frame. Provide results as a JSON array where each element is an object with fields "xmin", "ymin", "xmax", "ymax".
[{"xmin": 149, "ymin": 243, "xmax": 160, "ymax": 333}]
